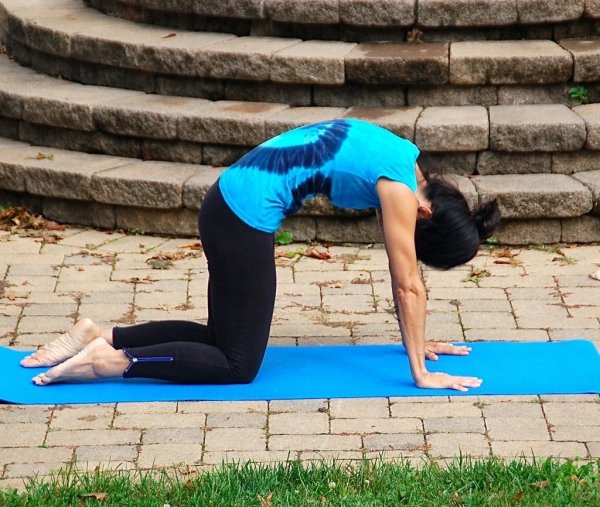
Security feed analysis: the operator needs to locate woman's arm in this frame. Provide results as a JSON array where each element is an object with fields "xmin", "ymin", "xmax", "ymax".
[{"xmin": 377, "ymin": 178, "xmax": 482, "ymax": 391}]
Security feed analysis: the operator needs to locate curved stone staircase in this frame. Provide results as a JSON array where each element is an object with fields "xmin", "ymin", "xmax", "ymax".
[{"xmin": 0, "ymin": 0, "xmax": 600, "ymax": 243}]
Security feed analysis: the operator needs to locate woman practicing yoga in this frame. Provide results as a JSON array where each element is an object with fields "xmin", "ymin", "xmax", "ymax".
[{"xmin": 21, "ymin": 119, "xmax": 500, "ymax": 391}]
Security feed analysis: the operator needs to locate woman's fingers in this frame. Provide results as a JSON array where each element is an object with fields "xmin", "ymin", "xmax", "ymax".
[{"xmin": 419, "ymin": 372, "xmax": 482, "ymax": 391}]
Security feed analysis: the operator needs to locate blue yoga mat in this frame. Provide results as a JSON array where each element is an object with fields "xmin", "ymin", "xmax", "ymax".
[{"xmin": 1, "ymin": 341, "xmax": 598, "ymax": 405}]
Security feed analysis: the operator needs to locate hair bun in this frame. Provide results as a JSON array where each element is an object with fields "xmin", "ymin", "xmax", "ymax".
[{"xmin": 472, "ymin": 199, "xmax": 501, "ymax": 240}]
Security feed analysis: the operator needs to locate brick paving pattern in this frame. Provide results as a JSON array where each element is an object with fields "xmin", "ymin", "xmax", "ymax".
[{"xmin": 0, "ymin": 227, "xmax": 599, "ymax": 490}]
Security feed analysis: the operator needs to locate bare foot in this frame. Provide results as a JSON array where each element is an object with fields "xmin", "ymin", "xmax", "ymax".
[
  {"xmin": 21, "ymin": 318, "xmax": 103, "ymax": 368},
  {"xmin": 32, "ymin": 338, "xmax": 129, "ymax": 386}
]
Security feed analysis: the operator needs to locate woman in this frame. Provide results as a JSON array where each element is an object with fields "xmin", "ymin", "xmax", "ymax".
[{"xmin": 21, "ymin": 118, "xmax": 500, "ymax": 391}]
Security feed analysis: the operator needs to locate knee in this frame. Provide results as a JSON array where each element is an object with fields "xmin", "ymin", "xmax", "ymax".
[{"xmin": 231, "ymin": 364, "xmax": 260, "ymax": 384}]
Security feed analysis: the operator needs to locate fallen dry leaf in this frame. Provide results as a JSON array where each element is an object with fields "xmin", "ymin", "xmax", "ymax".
[
  {"xmin": 179, "ymin": 241, "xmax": 203, "ymax": 250},
  {"xmin": 162, "ymin": 32, "xmax": 177, "ymax": 38},
  {"xmin": 304, "ymin": 245, "xmax": 331, "ymax": 260}
]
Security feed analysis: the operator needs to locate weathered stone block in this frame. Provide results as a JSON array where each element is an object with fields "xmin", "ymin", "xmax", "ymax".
[
  {"xmin": 552, "ymin": 151, "xmax": 600, "ymax": 174},
  {"xmin": 477, "ymin": 152, "xmax": 552, "ymax": 175},
  {"xmin": 0, "ymin": 3, "xmax": 8, "ymax": 42},
  {"xmin": 442, "ymin": 174, "xmax": 478, "ymax": 210},
  {"xmin": 344, "ymin": 106, "xmax": 422, "ymax": 141},
  {"xmin": 202, "ymin": 145, "xmax": 251, "ymax": 166},
  {"xmin": 408, "ymin": 86, "xmax": 497, "ymax": 107},
  {"xmin": 22, "ymin": 83, "xmax": 136, "ymax": 132},
  {"xmin": 178, "ymin": 101, "xmax": 289, "ymax": 145},
  {"xmin": 116, "ymin": 206, "xmax": 198, "ymax": 236},
  {"xmin": 559, "ymin": 38, "xmax": 600, "ymax": 82},
  {"xmin": 138, "ymin": 0, "xmax": 193, "ymax": 14},
  {"xmin": 419, "ymin": 0, "xmax": 517, "ymax": 27},
  {"xmin": 586, "ymin": 0, "xmax": 600, "ymax": 18},
  {"xmin": 0, "ymin": 146, "xmax": 130, "ymax": 200},
  {"xmin": 0, "ymin": 189, "xmax": 42, "ymax": 214},
  {"xmin": 156, "ymin": 75, "xmax": 224, "ymax": 101},
  {"xmin": 415, "ymin": 106, "xmax": 488, "ymax": 152},
  {"xmin": 339, "ymin": 0, "xmax": 415, "ymax": 27},
  {"xmin": 195, "ymin": 36, "xmax": 300, "ymax": 81},
  {"xmin": 450, "ymin": 41, "xmax": 572, "ymax": 85},
  {"xmin": 489, "ymin": 105, "xmax": 586, "ymax": 152},
  {"xmin": 18, "ymin": 123, "xmax": 98, "ymax": 154},
  {"xmin": 131, "ymin": 32, "xmax": 236, "ymax": 76},
  {"xmin": 0, "ymin": 69, "xmax": 64, "ymax": 120},
  {"xmin": 278, "ymin": 216, "xmax": 317, "ymax": 242},
  {"xmin": 495, "ymin": 219, "xmax": 562, "ymax": 245},
  {"xmin": 92, "ymin": 131, "xmax": 143, "ymax": 159},
  {"xmin": 142, "ymin": 140, "xmax": 203, "ymax": 165},
  {"xmin": 264, "ymin": 107, "xmax": 346, "ymax": 138},
  {"xmin": 316, "ymin": 215, "xmax": 381, "ymax": 243},
  {"xmin": 0, "ymin": 118, "xmax": 18, "ymax": 140},
  {"xmin": 76, "ymin": 60, "xmax": 156, "ymax": 94},
  {"xmin": 271, "ymin": 40, "xmax": 354, "ymax": 85},
  {"xmin": 225, "ymin": 81, "xmax": 311, "ymax": 107},
  {"xmin": 517, "ymin": 0, "xmax": 584, "ymax": 24},
  {"xmin": 192, "ymin": 0, "xmax": 264, "ymax": 18},
  {"xmin": 19, "ymin": 13, "xmax": 76, "ymax": 57},
  {"xmin": 346, "ymin": 42, "xmax": 449, "ymax": 85},
  {"xmin": 418, "ymin": 152, "xmax": 477, "ymax": 175},
  {"xmin": 573, "ymin": 104, "xmax": 600, "ymax": 150},
  {"xmin": 95, "ymin": 94, "xmax": 209, "ymax": 140},
  {"xmin": 572, "ymin": 170, "xmax": 600, "ymax": 213},
  {"xmin": 471, "ymin": 174, "xmax": 593, "ymax": 218},
  {"xmin": 91, "ymin": 161, "xmax": 197, "ymax": 208},
  {"xmin": 43, "ymin": 197, "xmax": 116, "ymax": 229},
  {"xmin": 313, "ymin": 84, "xmax": 406, "ymax": 108},
  {"xmin": 561, "ymin": 215, "xmax": 600, "ymax": 242},
  {"xmin": 265, "ymin": 0, "xmax": 339, "ymax": 24},
  {"xmin": 182, "ymin": 167, "xmax": 226, "ymax": 209},
  {"xmin": 497, "ymin": 84, "xmax": 576, "ymax": 106}
]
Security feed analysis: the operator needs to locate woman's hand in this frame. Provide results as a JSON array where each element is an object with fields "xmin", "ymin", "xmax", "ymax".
[
  {"xmin": 415, "ymin": 371, "xmax": 482, "ymax": 392},
  {"xmin": 425, "ymin": 341, "xmax": 472, "ymax": 361}
]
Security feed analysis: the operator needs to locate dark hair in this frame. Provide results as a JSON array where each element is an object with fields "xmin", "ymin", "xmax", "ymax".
[{"xmin": 414, "ymin": 177, "xmax": 501, "ymax": 270}]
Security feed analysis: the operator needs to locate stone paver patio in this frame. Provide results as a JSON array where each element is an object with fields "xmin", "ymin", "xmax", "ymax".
[{"xmin": 0, "ymin": 226, "xmax": 599, "ymax": 490}]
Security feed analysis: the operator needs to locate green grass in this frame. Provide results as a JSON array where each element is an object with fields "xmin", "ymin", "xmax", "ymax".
[{"xmin": 1, "ymin": 458, "xmax": 599, "ymax": 506}]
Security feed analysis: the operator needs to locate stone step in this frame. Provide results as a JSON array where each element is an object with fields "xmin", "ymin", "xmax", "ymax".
[
  {"xmin": 1, "ymin": 55, "xmax": 600, "ymax": 173},
  {"xmin": 1, "ymin": 136, "xmax": 599, "ymax": 244},
  {"xmin": 2, "ymin": 0, "xmax": 600, "ymax": 108},
  {"xmin": 85, "ymin": 0, "xmax": 600, "ymax": 42}
]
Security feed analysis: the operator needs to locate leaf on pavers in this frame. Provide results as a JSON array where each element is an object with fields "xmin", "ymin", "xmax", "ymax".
[
  {"xmin": 145, "ymin": 248, "xmax": 202, "ymax": 267},
  {"xmin": 147, "ymin": 259, "xmax": 174, "ymax": 270},
  {"xmin": 276, "ymin": 247, "xmax": 305, "ymax": 259},
  {"xmin": 275, "ymin": 231, "xmax": 294, "ymax": 245},
  {"xmin": 351, "ymin": 276, "xmax": 370, "ymax": 284},
  {"xmin": 178, "ymin": 241, "xmax": 203, "ymax": 251},
  {"xmin": 0, "ymin": 206, "xmax": 65, "ymax": 232},
  {"xmin": 162, "ymin": 32, "xmax": 177, "ymax": 38},
  {"xmin": 462, "ymin": 267, "xmax": 491, "ymax": 284},
  {"xmin": 24, "ymin": 152, "xmax": 54, "ymax": 161},
  {"xmin": 492, "ymin": 248, "xmax": 522, "ymax": 266},
  {"xmin": 304, "ymin": 245, "xmax": 331, "ymax": 260},
  {"xmin": 125, "ymin": 276, "xmax": 155, "ymax": 284}
]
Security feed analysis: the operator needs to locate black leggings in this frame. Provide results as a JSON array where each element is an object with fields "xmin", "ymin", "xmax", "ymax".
[{"xmin": 112, "ymin": 182, "xmax": 276, "ymax": 383}]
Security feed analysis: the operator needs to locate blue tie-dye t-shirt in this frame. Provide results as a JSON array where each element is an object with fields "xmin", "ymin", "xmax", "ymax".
[{"xmin": 218, "ymin": 118, "xmax": 420, "ymax": 233}]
